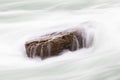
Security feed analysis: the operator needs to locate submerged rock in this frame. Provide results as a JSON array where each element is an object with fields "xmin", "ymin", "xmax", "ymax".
[{"xmin": 25, "ymin": 28, "xmax": 90, "ymax": 59}]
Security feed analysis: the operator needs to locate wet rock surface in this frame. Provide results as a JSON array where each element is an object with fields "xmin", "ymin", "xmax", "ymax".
[{"xmin": 25, "ymin": 28, "xmax": 87, "ymax": 59}]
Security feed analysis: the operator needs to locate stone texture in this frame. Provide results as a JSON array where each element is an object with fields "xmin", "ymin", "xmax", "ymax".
[{"xmin": 25, "ymin": 29, "xmax": 85, "ymax": 59}]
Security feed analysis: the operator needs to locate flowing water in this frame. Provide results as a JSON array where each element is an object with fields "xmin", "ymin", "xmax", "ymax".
[
  {"xmin": 0, "ymin": 0, "xmax": 120, "ymax": 80},
  {"xmin": 47, "ymin": 42, "xmax": 51, "ymax": 57},
  {"xmin": 71, "ymin": 35, "xmax": 80, "ymax": 50}
]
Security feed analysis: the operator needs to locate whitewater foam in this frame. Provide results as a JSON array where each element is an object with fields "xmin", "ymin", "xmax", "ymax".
[{"xmin": 0, "ymin": 0, "xmax": 120, "ymax": 80}]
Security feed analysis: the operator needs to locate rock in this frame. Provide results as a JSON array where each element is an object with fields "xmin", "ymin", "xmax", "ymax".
[{"xmin": 25, "ymin": 28, "xmax": 87, "ymax": 59}]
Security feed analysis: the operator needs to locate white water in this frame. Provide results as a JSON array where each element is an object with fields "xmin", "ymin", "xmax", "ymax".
[{"xmin": 0, "ymin": 0, "xmax": 120, "ymax": 80}]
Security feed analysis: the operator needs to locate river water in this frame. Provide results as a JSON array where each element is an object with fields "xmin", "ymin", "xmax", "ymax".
[{"xmin": 0, "ymin": 0, "xmax": 120, "ymax": 80}]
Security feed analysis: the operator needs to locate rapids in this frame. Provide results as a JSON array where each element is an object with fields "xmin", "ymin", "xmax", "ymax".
[{"xmin": 0, "ymin": 0, "xmax": 120, "ymax": 80}]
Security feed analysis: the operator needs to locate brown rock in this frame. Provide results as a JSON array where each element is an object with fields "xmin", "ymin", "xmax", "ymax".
[{"xmin": 25, "ymin": 29, "xmax": 86, "ymax": 59}]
